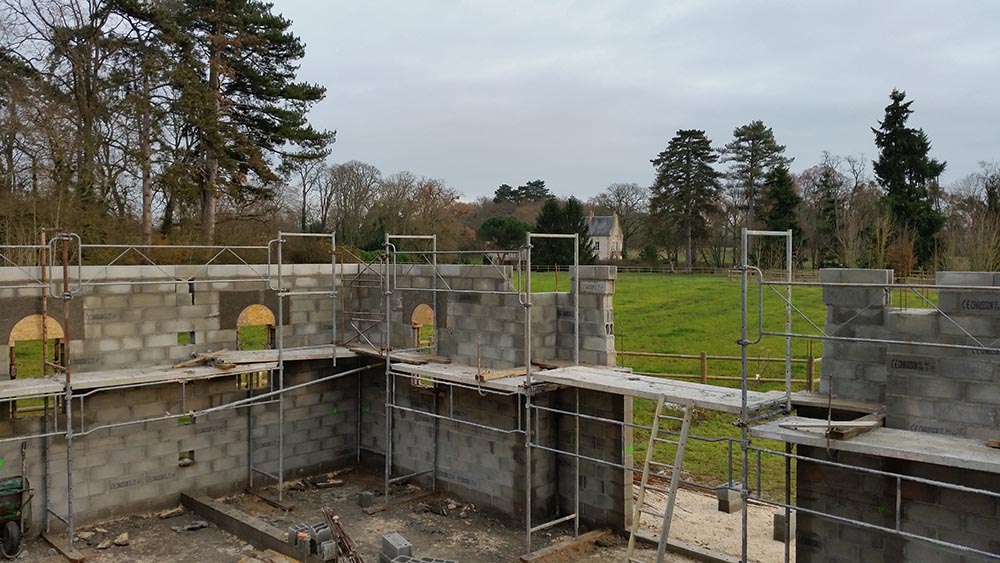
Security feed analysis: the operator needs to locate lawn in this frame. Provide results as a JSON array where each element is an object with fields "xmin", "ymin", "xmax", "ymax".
[{"xmin": 531, "ymin": 271, "xmax": 827, "ymax": 499}]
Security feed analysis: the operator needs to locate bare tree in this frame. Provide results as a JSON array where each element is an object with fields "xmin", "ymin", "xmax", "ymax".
[{"xmin": 319, "ymin": 160, "xmax": 381, "ymax": 246}]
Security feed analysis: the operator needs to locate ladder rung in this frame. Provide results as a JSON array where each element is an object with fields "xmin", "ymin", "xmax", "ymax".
[
  {"xmin": 644, "ymin": 483, "xmax": 671, "ymax": 494},
  {"xmin": 648, "ymin": 460, "xmax": 674, "ymax": 468},
  {"xmin": 653, "ymin": 437, "xmax": 678, "ymax": 445}
]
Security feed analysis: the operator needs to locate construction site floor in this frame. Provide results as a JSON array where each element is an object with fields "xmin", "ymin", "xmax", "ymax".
[{"xmin": 17, "ymin": 467, "xmax": 786, "ymax": 562}]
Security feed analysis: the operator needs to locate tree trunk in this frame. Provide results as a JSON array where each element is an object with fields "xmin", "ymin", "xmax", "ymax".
[
  {"xmin": 140, "ymin": 70, "xmax": 153, "ymax": 245},
  {"xmin": 685, "ymin": 222, "xmax": 693, "ymax": 272},
  {"xmin": 201, "ymin": 26, "xmax": 221, "ymax": 245}
]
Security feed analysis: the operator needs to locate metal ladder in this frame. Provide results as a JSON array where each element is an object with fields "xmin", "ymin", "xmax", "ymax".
[{"xmin": 626, "ymin": 397, "xmax": 694, "ymax": 563}]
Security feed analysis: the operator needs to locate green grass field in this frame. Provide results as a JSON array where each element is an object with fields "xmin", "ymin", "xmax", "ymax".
[{"xmin": 530, "ymin": 272, "xmax": 827, "ymax": 499}]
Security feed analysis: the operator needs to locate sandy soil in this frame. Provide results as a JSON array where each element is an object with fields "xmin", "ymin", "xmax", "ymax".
[{"xmin": 16, "ymin": 469, "xmax": 787, "ymax": 562}]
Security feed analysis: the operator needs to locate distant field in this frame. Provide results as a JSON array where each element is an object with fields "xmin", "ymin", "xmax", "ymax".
[{"xmin": 531, "ymin": 271, "xmax": 827, "ymax": 498}]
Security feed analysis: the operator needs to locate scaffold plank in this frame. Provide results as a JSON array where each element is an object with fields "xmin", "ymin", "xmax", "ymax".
[
  {"xmin": 391, "ymin": 362, "xmax": 528, "ymax": 393},
  {"xmin": 0, "ymin": 378, "xmax": 63, "ymax": 400},
  {"xmin": 217, "ymin": 344, "xmax": 358, "ymax": 364},
  {"xmin": 69, "ymin": 361, "xmax": 278, "ymax": 390},
  {"xmin": 753, "ymin": 416, "xmax": 1000, "ymax": 475},
  {"xmin": 536, "ymin": 366, "xmax": 786, "ymax": 413}
]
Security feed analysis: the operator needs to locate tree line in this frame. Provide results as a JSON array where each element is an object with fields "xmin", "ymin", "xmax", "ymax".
[
  {"xmin": 1, "ymin": 3, "xmax": 996, "ymax": 271},
  {"xmin": 645, "ymin": 89, "xmax": 998, "ymax": 272}
]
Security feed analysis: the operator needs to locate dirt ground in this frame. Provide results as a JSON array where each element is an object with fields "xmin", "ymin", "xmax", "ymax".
[{"xmin": 18, "ymin": 468, "xmax": 789, "ymax": 562}]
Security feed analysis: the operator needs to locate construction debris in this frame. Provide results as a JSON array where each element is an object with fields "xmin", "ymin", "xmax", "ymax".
[
  {"xmin": 114, "ymin": 532, "xmax": 130, "ymax": 546},
  {"xmin": 96, "ymin": 540, "xmax": 112, "ymax": 550},
  {"xmin": 157, "ymin": 506, "xmax": 185, "ymax": 519}
]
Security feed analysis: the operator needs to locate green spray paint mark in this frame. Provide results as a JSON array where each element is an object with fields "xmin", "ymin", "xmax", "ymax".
[
  {"xmin": 178, "ymin": 416, "xmax": 192, "ymax": 425},
  {"xmin": 568, "ymin": 435, "xmax": 575, "ymax": 445},
  {"xmin": 625, "ymin": 444, "xmax": 634, "ymax": 455},
  {"xmin": 0, "ymin": 460, "xmax": 4, "ymax": 470},
  {"xmin": 364, "ymin": 403, "xmax": 371, "ymax": 413},
  {"xmin": 331, "ymin": 406, "xmax": 338, "ymax": 414},
  {"xmin": 876, "ymin": 503, "xmax": 885, "ymax": 514}
]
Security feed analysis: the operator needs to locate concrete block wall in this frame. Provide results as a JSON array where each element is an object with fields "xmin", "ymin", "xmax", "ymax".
[
  {"xmin": 820, "ymin": 269, "xmax": 1000, "ymax": 439},
  {"xmin": 819, "ymin": 268, "xmax": 893, "ymax": 403},
  {"xmin": 0, "ymin": 358, "xmax": 360, "ymax": 527},
  {"xmin": 796, "ymin": 446, "xmax": 1000, "ymax": 562},
  {"xmin": 351, "ymin": 264, "xmax": 616, "ymax": 370},
  {"xmin": 360, "ymin": 373, "xmax": 628, "ymax": 530},
  {"xmin": 554, "ymin": 388, "xmax": 629, "ymax": 529},
  {"xmin": 0, "ymin": 264, "xmax": 337, "ymax": 376}
]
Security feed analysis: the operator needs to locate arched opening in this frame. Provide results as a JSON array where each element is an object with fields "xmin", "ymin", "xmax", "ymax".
[
  {"xmin": 410, "ymin": 304, "xmax": 434, "ymax": 352},
  {"xmin": 236, "ymin": 304, "xmax": 275, "ymax": 389},
  {"xmin": 8, "ymin": 314, "xmax": 65, "ymax": 417}
]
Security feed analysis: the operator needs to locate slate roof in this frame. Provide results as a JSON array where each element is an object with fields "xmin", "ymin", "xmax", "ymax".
[{"xmin": 586, "ymin": 215, "xmax": 615, "ymax": 237}]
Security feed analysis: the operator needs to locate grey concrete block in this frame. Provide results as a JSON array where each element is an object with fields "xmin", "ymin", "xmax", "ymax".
[
  {"xmin": 716, "ymin": 486, "xmax": 742, "ymax": 514},
  {"xmin": 772, "ymin": 510, "xmax": 796, "ymax": 542},
  {"xmin": 381, "ymin": 533, "xmax": 412, "ymax": 559}
]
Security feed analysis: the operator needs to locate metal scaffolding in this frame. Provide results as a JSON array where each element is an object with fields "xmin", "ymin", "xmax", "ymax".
[
  {"xmin": 0, "ymin": 230, "xmax": 356, "ymax": 549},
  {"xmin": 736, "ymin": 227, "xmax": 1000, "ymax": 563}
]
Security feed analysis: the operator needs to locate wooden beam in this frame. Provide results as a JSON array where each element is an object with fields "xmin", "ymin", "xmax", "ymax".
[
  {"xmin": 827, "ymin": 414, "xmax": 885, "ymax": 440},
  {"xmin": 634, "ymin": 530, "xmax": 739, "ymax": 563},
  {"xmin": 42, "ymin": 533, "xmax": 86, "ymax": 563},
  {"xmin": 518, "ymin": 529, "xmax": 611, "ymax": 562},
  {"xmin": 476, "ymin": 367, "xmax": 525, "ymax": 382},
  {"xmin": 362, "ymin": 491, "xmax": 433, "ymax": 515}
]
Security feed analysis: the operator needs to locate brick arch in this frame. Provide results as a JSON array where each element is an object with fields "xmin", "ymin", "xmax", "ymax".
[
  {"xmin": 410, "ymin": 303, "xmax": 434, "ymax": 327},
  {"xmin": 8, "ymin": 314, "xmax": 64, "ymax": 346},
  {"xmin": 236, "ymin": 304, "xmax": 276, "ymax": 328}
]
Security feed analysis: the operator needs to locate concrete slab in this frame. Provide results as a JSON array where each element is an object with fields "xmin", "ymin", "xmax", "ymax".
[
  {"xmin": 389, "ymin": 362, "xmax": 528, "ymax": 394},
  {"xmin": 217, "ymin": 345, "xmax": 358, "ymax": 364},
  {"xmin": 536, "ymin": 366, "xmax": 786, "ymax": 414},
  {"xmin": 68, "ymin": 361, "xmax": 279, "ymax": 391},
  {"xmin": 752, "ymin": 416, "xmax": 1000, "ymax": 475},
  {"xmin": 0, "ymin": 377, "xmax": 63, "ymax": 400}
]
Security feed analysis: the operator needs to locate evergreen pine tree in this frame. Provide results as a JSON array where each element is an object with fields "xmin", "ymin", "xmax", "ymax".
[
  {"xmin": 872, "ymin": 89, "xmax": 946, "ymax": 265},
  {"xmin": 762, "ymin": 165, "xmax": 802, "ymax": 267},
  {"xmin": 650, "ymin": 129, "xmax": 722, "ymax": 270},
  {"xmin": 815, "ymin": 164, "xmax": 843, "ymax": 267},
  {"xmin": 723, "ymin": 121, "xmax": 793, "ymax": 231},
  {"xmin": 533, "ymin": 197, "xmax": 595, "ymax": 265},
  {"xmin": 174, "ymin": 0, "xmax": 333, "ymax": 243}
]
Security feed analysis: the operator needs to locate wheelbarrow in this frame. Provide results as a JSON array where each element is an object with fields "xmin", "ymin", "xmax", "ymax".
[{"xmin": 0, "ymin": 443, "xmax": 33, "ymax": 559}]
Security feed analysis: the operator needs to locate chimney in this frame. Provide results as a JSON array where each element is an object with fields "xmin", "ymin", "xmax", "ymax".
[{"xmin": 588, "ymin": 209, "xmax": 594, "ymax": 221}]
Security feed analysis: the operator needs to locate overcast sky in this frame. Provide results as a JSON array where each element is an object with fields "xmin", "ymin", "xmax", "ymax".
[{"xmin": 276, "ymin": 0, "xmax": 1000, "ymax": 201}]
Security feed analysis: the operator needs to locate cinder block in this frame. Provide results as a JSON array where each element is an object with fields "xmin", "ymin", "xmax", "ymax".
[
  {"xmin": 773, "ymin": 510, "xmax": 796, "ymax": 541},
  {"xmin": 381, "ymin": 533, "xmax": 413, "ymax": 559},
  {"xmin": 717, "ymin": 485, "xmax": 742, "ymax": 514}
]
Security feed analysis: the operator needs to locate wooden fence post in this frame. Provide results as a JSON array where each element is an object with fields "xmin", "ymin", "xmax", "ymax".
[
  {"xmin": 806, "ymin": 355, "xmax": 815, "ymax": 392},
  {"xmin": 700, "ymin": 351, "xmax": 708, "ymax": 385}
]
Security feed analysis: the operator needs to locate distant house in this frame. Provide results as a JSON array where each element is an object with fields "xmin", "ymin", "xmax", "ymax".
[{"xmin": 586, "ymin": 211, "xmax": 624, "ymax": 261}]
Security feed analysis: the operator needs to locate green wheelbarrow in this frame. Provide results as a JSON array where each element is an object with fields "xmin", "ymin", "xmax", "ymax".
[{"xmin": 0, "ymin": 443, "xmax": 33, "ymax": 559}]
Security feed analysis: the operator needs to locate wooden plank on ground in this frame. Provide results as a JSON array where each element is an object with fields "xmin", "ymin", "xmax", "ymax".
[
  {"xmin": 42, "ymin": 533, "xmax": 86, "ymax": 563},
  {"xmin": 987, "ymin": 439, "xmax": 1000, "ymax": 449},
  {"xmin": 635, "ymin": 530, "xmax": 739, "ymax": 563},
  {"xmin": 518, "ymin": 529, "xmax": 611, "ymax": 562},
  {"xmin": 363, "ymin": 491, "xmax": 434, "ymax": 515}
]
